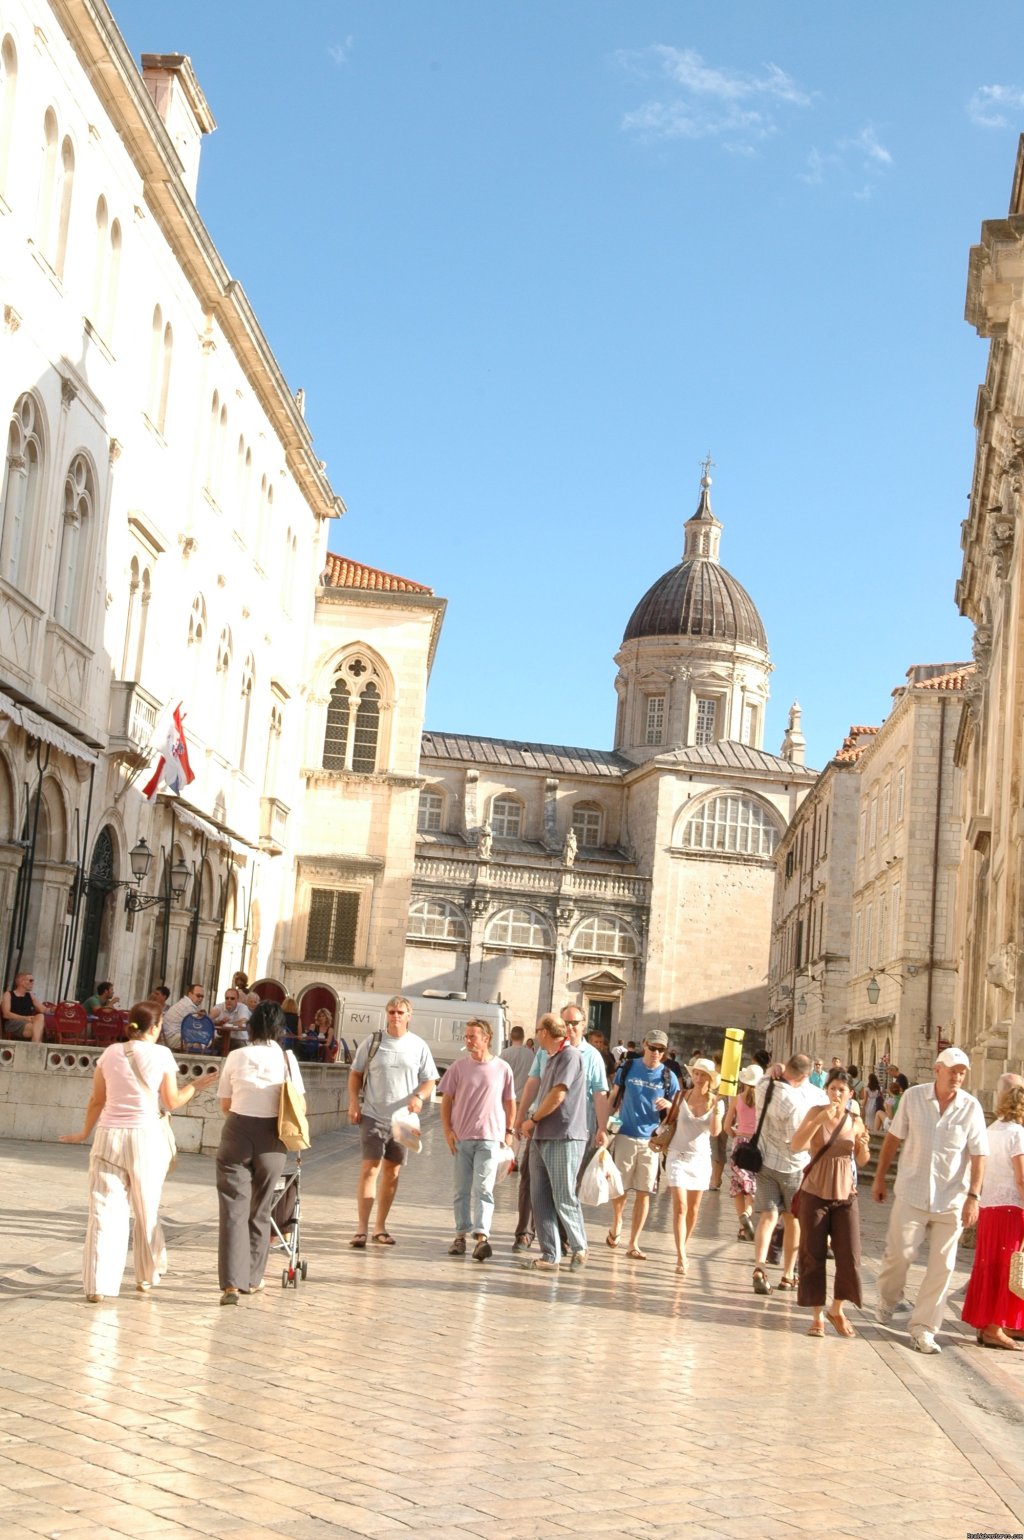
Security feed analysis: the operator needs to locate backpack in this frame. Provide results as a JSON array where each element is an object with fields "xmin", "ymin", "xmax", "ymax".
[{"xmin": 611, "ymin": 1055, "xmax": 674, "ymax": 1113}]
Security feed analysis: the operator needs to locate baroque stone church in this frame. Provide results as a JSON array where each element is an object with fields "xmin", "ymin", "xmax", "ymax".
[{"xmin": 403, "ymin": 469, "xmax": 817, "ymax": 1052}]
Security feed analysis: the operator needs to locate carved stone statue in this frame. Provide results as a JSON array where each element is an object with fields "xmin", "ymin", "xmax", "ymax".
[
  {"xmin": 563, "ymin": 828, "xmax": 577, "ymax": 867},
  {"xmin": 477, "ymin": 822, "xmax": 492, "ymax": 859}
]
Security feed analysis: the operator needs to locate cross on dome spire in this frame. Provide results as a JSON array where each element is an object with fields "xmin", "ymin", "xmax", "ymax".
[{"xmin": 683, "ymin": 454, "xmax": 723, "ymax": 562}]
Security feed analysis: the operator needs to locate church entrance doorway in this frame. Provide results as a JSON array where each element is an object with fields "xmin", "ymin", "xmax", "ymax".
[{"xmin": 587, "ymin": 999, "xmax": 612, "ymax": 1036}]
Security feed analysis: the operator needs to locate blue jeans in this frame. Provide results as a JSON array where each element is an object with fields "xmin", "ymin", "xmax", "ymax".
[
  {"xmin": 532, "ymin": 1139, "xmax": 587, "ymax": 1261},
  {"xmin": 453, "ymin": 1139, "xmax": 501, "ymax": 1236}
]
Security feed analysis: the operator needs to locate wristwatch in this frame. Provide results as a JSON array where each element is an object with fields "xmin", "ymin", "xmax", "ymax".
[{"xmin": 967, "ymin": 1190, "xmax": 980, "ymax": 1200}]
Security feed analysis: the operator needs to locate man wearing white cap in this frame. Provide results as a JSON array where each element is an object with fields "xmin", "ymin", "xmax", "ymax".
[{"xmin": 872, "ymin": 1047, "xmax": 989, "ymax": 1353}]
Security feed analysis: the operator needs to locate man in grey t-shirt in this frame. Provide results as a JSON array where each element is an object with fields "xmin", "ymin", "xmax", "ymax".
[
  {"xmin": 518, "ymin": 1013, "xmax": 588, "ymax": 1270},
  {"xmin": 347, "ymin": 996, "xmax": 437, "ymax": 1248}
]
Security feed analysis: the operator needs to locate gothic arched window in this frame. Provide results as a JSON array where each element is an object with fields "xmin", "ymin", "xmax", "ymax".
[
  {"xmin": 54, "ymin": 454, "xmax": 94, "ymax": 631},
  {"xmin": 352, "ymin": 683, "xmax": 380, "ymax": 773},
  {"xmin": 0, "ymin": 392, "xmax": 45, "ymax": 585},
  {"xmin": 321, "ymin": 655, "xmax": 387, "ymax": 775}
]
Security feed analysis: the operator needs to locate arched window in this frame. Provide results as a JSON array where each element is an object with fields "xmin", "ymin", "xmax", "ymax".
[
  {"xmin": 322, "ymin": 678, "xmax": 349, "ymax": 770},
  {"xmin": 157, "ymin": 323, "xmax": 172, "ymax": 432},
  {"xmin": 239, "ymin": 653, "xmax": 255, "ymax": 774},
  {"xmin": 0, "ymin": 35, "xmax": 17, "ymax": 196},
  {"xmin": 91, "ymin": 197, "xmax": 108, "ymax": 323},
  {"xmin": 105, "ymin": 220, "xmax": 121, "ymax": 341},
  {"xmin": 37, "ymin": 108, "xmax": 58, "ymax": 260},
  {"xmin": 121, "ymin": 556, "xmax": 152, "ymax": 680},
  {"xmin": 187, "ymin": 592, "xmax": 206, "ymax": 646},
  {"xmin": 572, "ymin": 802, "xmax": 604, "ymax": 848},
  {"xmin": 264, "ymin": 702, "xmax": 283, "ymax": 793},
  {"xmin": 683, "ymin": 793, "xmax": 780, "ymax": 857},
  {"xmin": 206, "ymin": 391, "xmax": 220, "ymax": 493},
  {"xmin": 54, "ymin": 134, "xmax": 74, "ymax": 278},
  {"xmin": 352, "ymin": 682, "xmax": 380, "ymax": 773},
  {"xmin": 0, "ymin": 392, "xmax": 45, "ymax": 585},
  {"xmin": 486, "ymin": 907, "xmax": 550, "ymax": 949},
  {"xmin": 491, "ymin": 795, "xmax": 523, "ymax": 839},
  {"xmin": 570, "ymin": 914, "xmax": 638, "ymax": 958},
  {"xmin": 148, "ymin": 305, "xmax": 162, "ymax": 418},
  {"xmin": 417, "ymin": 788, "xmax": 444, "ymax": 832},
  {"xmin": 216, "ymin": 624, "xmax": 232, "ymax": 673},
  {"xmin": 320, "ymin": 654, "xmax": 388, "ymax": 774},
  {"xmin": 53, "ymin": 453, "xmax": 93, "ymax": 630},
  {"xmin": 407, "ymin": 898, "xmax": 468, "ymax": 941}
]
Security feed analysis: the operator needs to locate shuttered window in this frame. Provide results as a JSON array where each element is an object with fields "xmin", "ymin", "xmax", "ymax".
[{"xmin": 305, "ymin": 888, "xmax": 359, "ymax": 964}]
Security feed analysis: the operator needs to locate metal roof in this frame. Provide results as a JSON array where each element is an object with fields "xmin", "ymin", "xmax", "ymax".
[{"xmin": 421, "ymin": 732, "xmax": 633, "ymax": 778}]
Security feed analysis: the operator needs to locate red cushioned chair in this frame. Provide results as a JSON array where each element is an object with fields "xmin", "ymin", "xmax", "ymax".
[{"xmin": 48, "ymin": 1001, "xmax": 88, "ymax": 1046}]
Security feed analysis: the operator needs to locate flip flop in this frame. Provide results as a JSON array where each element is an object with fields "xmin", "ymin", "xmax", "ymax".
[
  {"xmin": 605, "ymin": 1229, "xmax": 621, "ymax": 1249},
  {"xmin": 826, "ymin": 1311, "xmax": 856, "ymax": 1337},
  {"xmin": 349, "ymin": 1233, "xmax": 368, "ymax": 1249},
  {"xmin": 626, "ymin": 1246, "xmax": 647, "ymax": 1260},
  {"xmin": 807, "ymin": 1321, "xmax": 825, "ymax": 1337},
  {"xmin": 372, "ymin": 1232, "xmax": 396, "ymax": 1246}
]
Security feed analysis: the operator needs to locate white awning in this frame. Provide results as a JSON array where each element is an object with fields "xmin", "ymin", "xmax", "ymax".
[
  {"xmin": 0, "ymin": 692, "xmax": 100, "ymax": 767},
  {"xmin": 166, "ymin": 799, "xmax": 254, "ymax": 859}
]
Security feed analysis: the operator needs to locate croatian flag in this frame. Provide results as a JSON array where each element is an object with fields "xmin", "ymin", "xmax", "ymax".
[{"xmin": 142, "ymin": 704, "xmax": 195, "ymax": 802}]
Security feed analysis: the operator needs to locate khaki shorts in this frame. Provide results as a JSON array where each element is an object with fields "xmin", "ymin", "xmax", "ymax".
[{"xmin": 612, "ymin": 1134, "xmax": 659, "ymax": 1194}]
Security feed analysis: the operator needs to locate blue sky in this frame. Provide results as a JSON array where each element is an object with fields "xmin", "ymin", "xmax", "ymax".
[{"xmin": 122, "ymin": 2, "xmax": 1024, "ymax": 769}]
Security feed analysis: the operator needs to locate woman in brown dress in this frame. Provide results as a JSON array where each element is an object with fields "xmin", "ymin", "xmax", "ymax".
[{"xmin": 790, "ymin": 1067, "xmax": 871, "ymax": 1337}]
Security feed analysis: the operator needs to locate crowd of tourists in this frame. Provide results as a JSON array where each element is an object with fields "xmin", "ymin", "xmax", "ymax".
[{"xmin": 52, "ymin": 987, "xmax": 1024, "ymax": 1348}]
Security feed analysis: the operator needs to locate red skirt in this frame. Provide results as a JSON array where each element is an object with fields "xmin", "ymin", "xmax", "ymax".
[{"xmin": 961, "ymin": 1204, "xmax": 1024, "ymax": 1330}]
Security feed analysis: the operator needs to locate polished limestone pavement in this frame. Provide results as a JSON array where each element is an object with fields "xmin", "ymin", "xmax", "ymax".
[{"xmin": 0, "ymin": 1123, "xmax": 1022, "ymax": 1540}]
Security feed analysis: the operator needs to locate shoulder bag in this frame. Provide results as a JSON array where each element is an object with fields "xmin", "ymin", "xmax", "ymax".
[
  {"xmin": 124, "ymin": 1041, "xmax": 178, "ymax": 1170},
  {"xmin": 649, "ymin": 1089, "xmax": 684, "ymax": 1155},
  {"xmin": 789, "ymin": 1109, "xmax": 850, "ymax": 1215},
  {"xmin": 732, "ymin": 1079, "xmax": 775, "ymax": 1172},
  {"xmin": 278, "ymin": 1047, "xmax": 311, "ymax": 1152},
  {"xmin": 1010, "ymin": 1246, "xmax": 1024, "ymax": 1301}
]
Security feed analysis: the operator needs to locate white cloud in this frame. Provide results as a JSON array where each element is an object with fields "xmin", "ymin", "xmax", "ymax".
[
  {"xmin": 801, "ymin": 123, "xmax": 893, "ymax": 199},
  {"xmin": 328, "ymin": 37, "xmax": 354, "ymax": 67},
  {"xmin": 618, "ymin": 45, "xmax": 812, "ymax": 151},
  {"xmin": 968, "ymin": 84, "xmax": 1024, "ymax": 129}
]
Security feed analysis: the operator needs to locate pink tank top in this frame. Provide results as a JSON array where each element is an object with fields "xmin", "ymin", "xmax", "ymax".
[{"xmin": 734, "ymin": 1096, "xmax": 757, "ymax": 1138}]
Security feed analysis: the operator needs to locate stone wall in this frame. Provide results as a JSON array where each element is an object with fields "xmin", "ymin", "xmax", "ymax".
[{"xmin": 0, "ymin": 1041, "xmax": 350, "ymax": 1153}]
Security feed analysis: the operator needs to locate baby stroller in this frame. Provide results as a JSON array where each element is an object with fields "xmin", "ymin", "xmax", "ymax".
[{"xmin": 270, "ymin": 1156, "xmax": 307, "ymax": 1288}]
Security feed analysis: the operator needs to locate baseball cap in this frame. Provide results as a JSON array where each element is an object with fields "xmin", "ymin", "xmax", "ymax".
[
  {"xmin": 645, "ymin": 1030, "xmax": 669, "ymax": 1048},
  {"xmin": 936, "ymin": 1047, "xmax": 969, "ymax": 1069}
]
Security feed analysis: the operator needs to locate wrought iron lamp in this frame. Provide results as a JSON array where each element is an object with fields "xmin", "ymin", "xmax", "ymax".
[{"xmin": 124, "ymin": 839, "xmax": 190, "ymax": 913}]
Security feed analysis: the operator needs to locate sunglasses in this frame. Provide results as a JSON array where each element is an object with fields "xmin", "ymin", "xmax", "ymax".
[{"xmin": 646, "ymin": 1044, "xmax": 666, "ymax": 1053}]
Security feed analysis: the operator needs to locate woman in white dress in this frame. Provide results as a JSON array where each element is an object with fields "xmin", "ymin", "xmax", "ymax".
[{"xmin": 664, "ymin": 1058, "xmax": 724, "ymax": 1274}]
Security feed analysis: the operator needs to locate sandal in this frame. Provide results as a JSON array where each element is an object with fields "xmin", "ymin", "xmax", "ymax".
[
  {"xmin": 826, "ymin": 1310, "xmax": 856, "ymax": 1338},
  {"xmin": 752, "ymin": 1268, "xmax": 772, "ymax": 1296},
  {"xmin": 372, "ymin": 1231, "xmax": 396, "ymax": 1246},
  {"xmin": 349, "ymin": 1233, "xmax": 368, "ymax": 1249},
  {"xmin": 626, "ymin": 1246, "xmax": 647, "ymax": 1260},
  {"xmin": 605, "ymin": 1229, "xmax": 621, "ymax": 1249},
  {"xmin": 807, "ymin": 1320, "xmax": 825, "ymax": 1337},
  {"xmin": 777, "ymin": 1275, "xmax": 798, "ymax": 1290}
]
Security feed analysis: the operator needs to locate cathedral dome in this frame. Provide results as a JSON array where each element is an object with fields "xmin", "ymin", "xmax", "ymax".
[
  {"xmin": 622, "ymin": 469, "xmax": 768, "ymax": 651},
  {"xmin": 623, "ymin": 559, "xmax": 767, "ymax": 649}
]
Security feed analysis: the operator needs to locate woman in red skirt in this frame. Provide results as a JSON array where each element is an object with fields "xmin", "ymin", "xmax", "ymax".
[{"xmin": 962, "ymin": 1082, "xmax": 1024, "ymax": 1350}]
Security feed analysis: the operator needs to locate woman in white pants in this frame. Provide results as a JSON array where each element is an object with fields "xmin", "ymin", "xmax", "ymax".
[{"xmin": 61, "ymin": 1002, "xmax": 218, "ymax": 1301}]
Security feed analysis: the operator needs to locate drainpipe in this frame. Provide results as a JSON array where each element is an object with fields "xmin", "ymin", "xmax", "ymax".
[{"xmin": 925, "ymin": 698, "xmax": 947, "ymax": 1042}]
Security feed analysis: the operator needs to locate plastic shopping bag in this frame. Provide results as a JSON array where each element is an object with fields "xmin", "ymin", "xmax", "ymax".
[
  {"xmin": 493, "ymin": 1144, "xmax": 516, "ymax": 1184},
  {"xmin": 390, "ymin": 1109, "xmax": 422, "ymax": 1153},
  {"xmin": 579, "ymin": 1147, "xmax": 622, "ymax": 1207}
]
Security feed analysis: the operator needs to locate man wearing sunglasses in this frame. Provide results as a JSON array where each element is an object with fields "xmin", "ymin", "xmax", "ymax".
[{"xmin": 607, "ymin": 1030, "xmax": 679, "ymax": 1259}]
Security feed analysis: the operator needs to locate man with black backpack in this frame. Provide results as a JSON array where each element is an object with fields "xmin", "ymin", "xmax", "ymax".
[{"xmin": 606, "ymin": 1031, "xmax": 680, "ymax": 1259}]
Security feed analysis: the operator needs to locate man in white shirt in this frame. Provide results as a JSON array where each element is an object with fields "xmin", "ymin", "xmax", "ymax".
[
  {"xmin": 750, "ymin": 1053, "xmax": 827, "ymax": 1295},
  {"xmin": 160, "ymin": 983, "xmax": 205, "ymax": 1050},
  {"xmin": 872, "ymin": 1046, "xmax": 988, "ymax": 1354},
  {"xmin": 347, "ymin": 996, "xmax": 437, "ymax": 1248},
  {"xmin": 212, "ymin": 988, "xmax": 252, "ymax": 1046}
]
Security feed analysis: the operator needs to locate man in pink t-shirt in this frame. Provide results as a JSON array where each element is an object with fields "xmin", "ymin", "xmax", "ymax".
[{"xmin": 439, "ymin": 1019, "xmax": 516, "ymax": 1262}]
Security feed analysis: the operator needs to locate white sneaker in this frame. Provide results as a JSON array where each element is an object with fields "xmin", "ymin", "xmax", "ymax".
[{"xmin": 911, "ymin": 1330, "xmax": 941, "ymax": 1354}]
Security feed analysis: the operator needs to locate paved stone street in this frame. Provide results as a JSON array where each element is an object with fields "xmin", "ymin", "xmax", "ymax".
[{"xmin": 0, "ymin": 1124, "xmax": 1022, "ymax": 1540}]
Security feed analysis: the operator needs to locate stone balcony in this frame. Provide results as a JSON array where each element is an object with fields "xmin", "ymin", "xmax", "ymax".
[
  {"xmin": 414, "ymin": 853, "xmax": 650, "ymax": 908},
  {"xmin": 108, "ymin": 679, "xmax": 162, "ymax": 759}
]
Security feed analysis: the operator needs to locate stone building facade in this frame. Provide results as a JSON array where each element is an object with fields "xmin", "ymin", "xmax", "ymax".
[
  {"xmin": 768, "ymin": 669, "xmax": 969, "ymax": 1083},
  {"xmin": 768, "ymin": 728, "xmax": 868, "ymax": 1063},
  {"xmin": 405, "ymin": 473, "xmax": 816, "ymax": 1052},
  {"xmin": 954, "ymin": 134, "xmax": 1024, "ymax": 1091},
  {"xmin": 0, "ymin": 0, "xmax": 435, "ymax": 1024}
]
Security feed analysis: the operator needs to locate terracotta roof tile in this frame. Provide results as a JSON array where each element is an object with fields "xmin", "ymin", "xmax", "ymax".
[
  {"xmin": 834, "ymin": 725, "xmax": 880, "ymax": 763},
  {"xmin": 323, "ymin": 552, "xmax": 432, "ymax": 594},
  {"xmin": 911, "ymin": 665, "xmax": 975, "ymax": 691}
]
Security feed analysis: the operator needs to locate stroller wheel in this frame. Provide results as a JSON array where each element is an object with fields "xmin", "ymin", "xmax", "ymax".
[
  {"xmin": 300, "ymin": 1260, "xmax": 308, "ymax": 1281},
  {"xmin": 281, "ymin": 1269, "xmax": 289, "ymax": 1288}
]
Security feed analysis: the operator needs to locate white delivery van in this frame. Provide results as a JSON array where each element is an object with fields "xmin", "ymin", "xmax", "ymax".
[{"xmin": 335, "ymin": 991, "xmax": 507, "ymax": 1069}]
